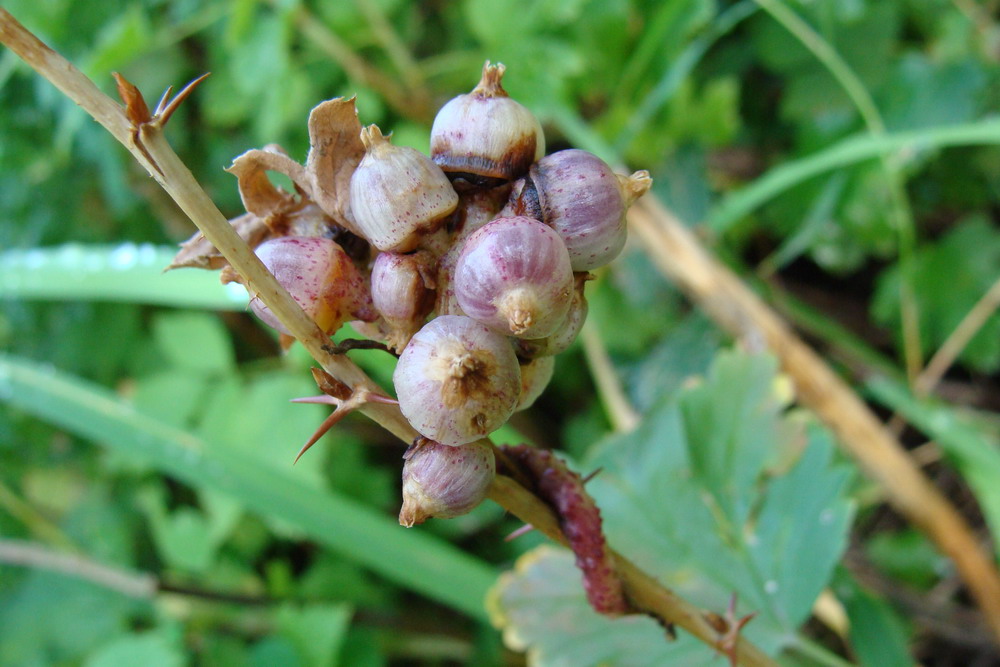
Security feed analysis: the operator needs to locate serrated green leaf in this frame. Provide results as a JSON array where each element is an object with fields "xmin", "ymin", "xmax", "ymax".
[
  {"xmin": 489, "ymin": 546, "xmax": 712, "ymax": 667},
  {"xmin": 492, "ymin": 349, "xmax": 854, "ymax": 661}
]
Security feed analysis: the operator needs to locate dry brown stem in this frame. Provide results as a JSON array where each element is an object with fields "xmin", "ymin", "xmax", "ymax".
[
  {"xmin": 0, "ymin": 8, "xmax": 775, "ymax": 665},
  {"xmin": 628, "ymin": 195, "xmax": 1000, "ymax": 644}
]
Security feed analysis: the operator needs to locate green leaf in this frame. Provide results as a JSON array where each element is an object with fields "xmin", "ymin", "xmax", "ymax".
[
  {"xmin": 491, "ymin": 349, "xmax": 855, "ymax": 660},
  {"xmin": 83, "ymin": 630, "xmax": 184, "ymax": 667},
  {"xmin": 151, "ymin": 311, "xmax": 235, "ymax": 375},
  {"xmin": 865, "ymin": 529, "xmax": 944, "ymax": 589},
  {"xmin": 489, "ymin": 546, "xmax": 711, "ymax": 666},
  {"xmin": 0, "ymin": 354, "xmax": 497, "ymax": 620},
  {"xmin": 276, "ymin": 602, "xmax": 352, "ymax": 667},
  {"xmin": 833, "ymin": 570, "xmax": 912, "ymax": 667}
]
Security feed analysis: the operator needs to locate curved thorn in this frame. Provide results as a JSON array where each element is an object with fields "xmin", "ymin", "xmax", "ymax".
[
  {"xmin": 505, "ymin": 523, "xmax": 535, "ymax": 542},
  {"xmin": 155, "ymin": 72, "xmax": 211, "ymax": 127},
  {"xmin": 154, "ymin": 85, "xmax": 173, "ymax": 116},
  {"xmin": 293, "ymin": 406, "xmax": 351, "ymax": 464}
]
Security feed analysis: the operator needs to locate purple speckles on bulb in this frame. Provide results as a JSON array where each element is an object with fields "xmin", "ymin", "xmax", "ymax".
[{"xmin": 454, "ymin": 216, "xmax": 573, "ymax": 339}]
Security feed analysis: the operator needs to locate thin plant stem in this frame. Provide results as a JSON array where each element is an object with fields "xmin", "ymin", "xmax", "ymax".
[
  {"xmin": 915, "ymin": 274, "xmax": 1000, "ymax": 398},
  {"xmin": 0, "ymin": 9, "xmax": 776, "ymax": 664},
  {"xmin": 754, "ymin": 0, "xmax": 924, "ymax": 384},
  {"xmin": 580, "ymin": 320, "xmax": 640, "ymax": 432},
  {"xmin": 352, "ymin": 0, "xmax": 431, "ymax": 119},
  {"xmin": 628, "ymin": 194, "xmax": 1000, "ymax": 644},
  {"xmin": 288, "ymin": 3, "xmax": 428, "ymax": 124},
  {"xmin": 0, "ymin": 538, "xmax": 157, "ymax": 599}
]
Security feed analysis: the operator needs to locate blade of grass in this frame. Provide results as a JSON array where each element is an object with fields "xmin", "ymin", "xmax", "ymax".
[
  {"xmin": 615, "ymin": 0, "xmax": 759, "ymax": 153},
  {"xmin": 755, "ymin": 0, "xmax": 921, "ymax": 380},
  {"xmin": 865, "ymin": 376, "xmax": 1000, "ymax": 555},
  {"xmin": 0, "ymin": 244, "xmax": 247, "ymax": 310},
  {"xmin": 709, "ymin": 119, "xmax": 1000, "ymax": 232},
  {"xmin": 0, "ymin": 353, "xmax": 496, "ymax": 620}
]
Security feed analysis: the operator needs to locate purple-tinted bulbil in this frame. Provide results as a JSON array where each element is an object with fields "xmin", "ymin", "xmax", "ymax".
[
  {"xmin": 399, "ymin": 439, "xmax": 496, "ymax": 526},
  {"xmin": 454, "ymin": 216, "xmax": 573, "ymax": 339},
  {"xmin": 530, "ymin": 149, "xmax": 627, "ymax": 271}
]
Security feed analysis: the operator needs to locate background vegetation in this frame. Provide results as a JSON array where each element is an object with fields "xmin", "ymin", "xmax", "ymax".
[{"xmin": 2, "ymin": 0, "xmax": 1000, "ymax": 664}]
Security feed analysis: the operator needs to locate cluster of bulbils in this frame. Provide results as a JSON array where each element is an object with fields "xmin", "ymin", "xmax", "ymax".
[{"xmin": 239, "ymin": 62, "xmax": 650, "ymax": 526}]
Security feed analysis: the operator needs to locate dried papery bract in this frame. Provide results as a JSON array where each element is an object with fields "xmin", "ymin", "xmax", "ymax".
[
  {"xmin": 454, "ymin": 216, "xmax": 574, "ymax": 339},
  {"xmin": 393, "ymin": 315, "xmax": 520, "ymax": 446},
  {"xmin": 399, "ymin": 438, "xmax": 496, "ymax": 526},
  {"xmin": 244, "ymin": 236, "xmax": 375, "ymax": 337},
  {"xmin": 350, "ymin": 124, "xmax": 459, "ymax": 252},
  {"xmin": 430, "ymin": 61, "xmax": 545, "ymax": 187}
]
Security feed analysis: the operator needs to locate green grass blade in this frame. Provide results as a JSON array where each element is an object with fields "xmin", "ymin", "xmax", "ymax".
[
  {"xmin": 0, "ymin": 244, "xmax": 247, "ymax": 310},
  {"xmin": 0, "ymin": 354, "xmax": 497, "ymax": 620},
  {"xmin": 709, "ymin": 119, "xmax": 1000, "ymax": 232},
  {"xmin": 865, "ymin": 376, "xmax": 1000, "ymax": 554}
]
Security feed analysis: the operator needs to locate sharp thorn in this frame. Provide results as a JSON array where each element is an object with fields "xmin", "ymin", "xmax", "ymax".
[
  {"xmin": 581, "ymin": 467, "xmax": 603, "ymax": 485},
  {"xmin": 293, "ymin": 407, "xmax": 350, "ymax": 464},
  {"xmin": 154, "ymin": 85, "xmax": 173, "ymax": 116},
  {"xmin": 156, "ymin": 72, "xmax": 211, "ymax": 127},
  {"xmin": 504, "ymin": 523, "xmax": 535, "ymax": 542}
]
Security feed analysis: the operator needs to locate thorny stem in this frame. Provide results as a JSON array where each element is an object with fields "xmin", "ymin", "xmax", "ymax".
[{"xmin": 0, "ymin": 9, "xmax": 776, "ymax": 665}]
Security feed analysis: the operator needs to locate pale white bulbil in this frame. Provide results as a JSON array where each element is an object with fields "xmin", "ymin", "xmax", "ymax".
[
  {"xmin": 350, "ymin": 125, "xmax": 458, "ymax": 252},
  {"xmin": 393, "ymin": 315, "xmax": 520, "ymax": 447},
  {"xmin": 454, "ymin": 216, "xmax": 573, "ymax": 339},
  {"xmin": 430, "ymin": 61, "xmax": 545, "ymax": 183}
]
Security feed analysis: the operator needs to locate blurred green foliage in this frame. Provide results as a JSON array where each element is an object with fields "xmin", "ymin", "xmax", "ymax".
[{"xmin": 2, "ymin": 0, "xmax": 1000, "ymax": 664}]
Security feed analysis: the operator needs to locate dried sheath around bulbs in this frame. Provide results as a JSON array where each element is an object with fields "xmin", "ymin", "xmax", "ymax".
[
  {"xmin": 248, "ymin": 236, "xmax": 374, "ymax": 336},
  {"xmin": 454, "ymin": 216, "xmax": 573, "ymax": 339},
  {"xmin": 393, "ymin": 315, "xmax": 520, "ymax": 447},
  {"xmin": 350, "ymin": 125, "xmax": 459, "ymax": 252},
  {"xmin": 399, "ymin": 439, "xmax": 496, "ymax": 526},
  {"xmin": 431, "ymin": 61, "xmax": 545, "ymax": 185}
]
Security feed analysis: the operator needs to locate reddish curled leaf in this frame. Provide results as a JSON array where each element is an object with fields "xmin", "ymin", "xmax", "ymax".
[
  {"xmin": 304, "ymin": 98, "xmax": 366, "ymax": 235},
  {"xmin": 500, "ymin": 444, "xmax": 627, "ymax": 615}
]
